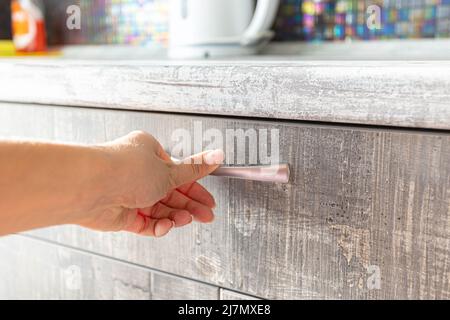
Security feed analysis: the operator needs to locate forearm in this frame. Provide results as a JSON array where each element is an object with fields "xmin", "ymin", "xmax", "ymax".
[
  {"xmin": 0, "ymin": 131, "xmax": 220, "ymax": 238},
  {"xmin": 0, "ymin": 140, "xmax": 115, "ymax": 235}
]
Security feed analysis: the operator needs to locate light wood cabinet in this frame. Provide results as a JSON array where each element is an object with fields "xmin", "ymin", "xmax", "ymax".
[
  {"xmin": 0, "ymin": 102, "xmax": 448, "ymax": 299},
  {"xmin": 0, "ymin": 235, "xmax": 218, "ymax": 300}
]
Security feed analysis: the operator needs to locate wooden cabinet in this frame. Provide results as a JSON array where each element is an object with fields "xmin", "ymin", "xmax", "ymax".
[
  {"xmin": 0, "ymin": 235, "xmax": 219, "ymax": 300},
  {"xmin": 0, "ymin": 102, "xmax": 449, "ymax": 299}
]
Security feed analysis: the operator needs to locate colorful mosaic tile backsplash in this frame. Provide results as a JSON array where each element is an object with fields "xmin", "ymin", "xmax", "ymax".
[
  {"xmin": 1, "ymin": 0, "xmax": 450, "ymax": 45},
  {"xmin": 274, "ymin": 0, "xmax": 450, "ymax": 41},
  {"xmin": 42, "ymin": 0, "xmax": 169, "ymax": 46}
]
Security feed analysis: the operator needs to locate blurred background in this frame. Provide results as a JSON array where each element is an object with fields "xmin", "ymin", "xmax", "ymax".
[{"xmin": 1, "ymin": 0, "xmax": 449, "ymax": 46}]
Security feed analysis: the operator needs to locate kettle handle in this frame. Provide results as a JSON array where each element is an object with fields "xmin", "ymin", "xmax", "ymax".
[{"xmin": 241, "ymin": 0, "xmax": 280, "ymax": 45}]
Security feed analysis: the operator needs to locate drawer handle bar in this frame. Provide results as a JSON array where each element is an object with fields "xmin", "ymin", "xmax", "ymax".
[
  {"xmin": 171, "ymin": 156, "xmax": 289, "ymax": 183},
  {"xmin": 171, "ymin": 155, "xmax": 290, "ymax": 183},
  {"xmin": 211, "ymin": 164, "xmax": 290, "ymax": 183}
]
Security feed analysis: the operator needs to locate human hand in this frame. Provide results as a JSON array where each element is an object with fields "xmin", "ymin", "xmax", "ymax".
[{"xmin": 76, "ymin": 131, "xmax": 224, "ymax": 237}]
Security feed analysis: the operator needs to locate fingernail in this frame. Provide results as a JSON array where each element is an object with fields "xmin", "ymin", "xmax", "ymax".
[
  {"xmin": 190, "ymin": 214, "xmax": 194, "ymax": 223},
  {"xmin": 155, "ymin": 220, "xmax": 174, "ymax": 237},
  {"xmin": 204, "ymin": 149, "xmax": 225, "ymax": 165}
]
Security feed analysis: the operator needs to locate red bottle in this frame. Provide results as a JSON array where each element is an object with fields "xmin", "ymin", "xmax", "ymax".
[{"xmin": 11, "ymin": 0, "xmax": 47, "ymax": 52}]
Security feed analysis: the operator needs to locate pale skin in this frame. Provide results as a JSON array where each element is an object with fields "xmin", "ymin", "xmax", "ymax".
[{"xmin": 0, "ymin": 131, "xmax": 224, "ymax": 237}]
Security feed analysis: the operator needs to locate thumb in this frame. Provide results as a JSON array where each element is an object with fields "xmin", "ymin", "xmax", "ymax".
[{"xmin": 169, "ymin": 149, "xmax": 224, "ymax": 187}]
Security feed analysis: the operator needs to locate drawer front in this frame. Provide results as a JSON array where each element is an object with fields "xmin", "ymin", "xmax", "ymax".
[
  {"xmin": 0, "ymin": 235, "xmax": 219, "ymax": 300},
  {"xmin": 0, "ymin": 103, "xmax": 449, "ymax": 299},
  {"xmin": 220, "ymin": 289, "xmax": 261, "ymax": 300}
]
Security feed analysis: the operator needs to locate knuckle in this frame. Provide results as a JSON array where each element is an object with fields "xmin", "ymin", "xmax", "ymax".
[
  {"xmin": 128, "ymin": 130, "xmax": 154, "ymax": 144},
  {"xmin": 128, "ymin": 130, "xmax": 146, "ymax": 139}
]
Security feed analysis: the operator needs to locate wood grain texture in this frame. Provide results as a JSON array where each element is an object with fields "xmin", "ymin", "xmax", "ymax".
[
  {"xmin": 0, "ymin": 103, "xmax": 449, "ymax": 299},
  {"xmin": 220, "ymin": 289, "xmax": 261, "ymax": 300},
  {"xmin": 151, "ymin": 272, "xmax": 218, "ymax": 300},
  {"xmin": 0, "ymin": 58, "xmax": 449, "ymax": 130},
  {"xmin": 0, "ymin": 235, "xmax": 151, "ymax": 299},
  {"xmin": 0, "ymin": 235, "xmax": 218, "ymax": 300}
]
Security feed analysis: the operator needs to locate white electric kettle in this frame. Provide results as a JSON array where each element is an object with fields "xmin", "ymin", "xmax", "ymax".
[{"xmin": 169, "ymin": 0, "xmax": 280, "ymax": 59}]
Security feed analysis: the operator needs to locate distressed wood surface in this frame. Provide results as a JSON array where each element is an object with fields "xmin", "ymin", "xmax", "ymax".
[
  {"xmin": 220, "ymin": 289, "xmax": 261, "ymax": 300},
  {"xmin": 150, "ymin": 271, "xmax": 218, "ymax": 300},
  {"xmin": 0, "ymin": 103, "xmax": 449, "ymax": 299},
  {"xmin": 0, "ymin": 58, "xmax": 449, "ymax": 130},
  {"xmin": 0, "ymin": 234, "xmax": 218, "ymax": 300}
]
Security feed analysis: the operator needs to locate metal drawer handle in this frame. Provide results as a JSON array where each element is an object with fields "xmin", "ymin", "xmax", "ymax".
[
  {"xmin": 211, "ymin": 164, "xmax": 290, "ymax": 183},
  {"xmin": 171, "ymin": 156, "xmax": 290, "ymax": 183}
]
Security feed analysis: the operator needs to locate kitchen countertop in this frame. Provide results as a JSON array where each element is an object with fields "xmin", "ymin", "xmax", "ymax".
[{"xmin": 0, "ymin": 40, "xmax": 449, "ymax": 130}]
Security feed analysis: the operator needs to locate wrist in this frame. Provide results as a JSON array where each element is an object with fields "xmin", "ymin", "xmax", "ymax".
[{"xmin": 67, "ymin": 145, "xmax": 122, "ymax": 225}]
